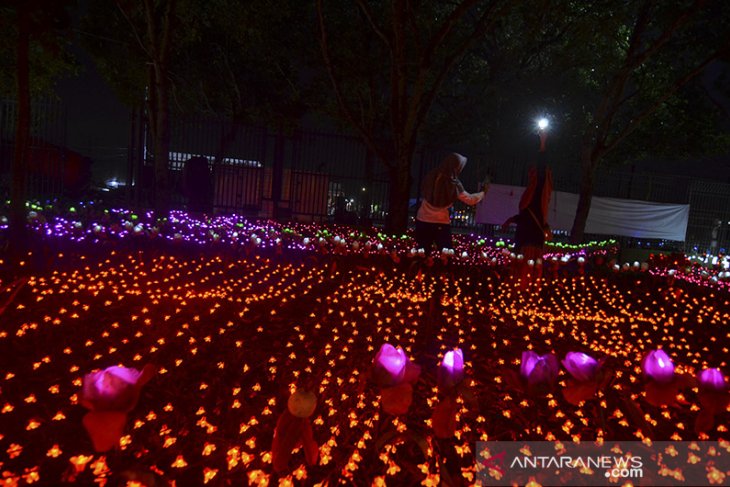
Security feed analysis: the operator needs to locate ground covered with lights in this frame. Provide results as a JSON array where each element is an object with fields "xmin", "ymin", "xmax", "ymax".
[{"xmin": 1, "ymin": 206, "xmax": 730, "ymax": 485}]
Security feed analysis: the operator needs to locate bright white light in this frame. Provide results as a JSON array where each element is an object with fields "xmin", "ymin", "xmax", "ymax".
[
  {"xmin": 537, "ymin": 118, "xmax": 549, "ymax": 130},
  {"xmin": 105, "ymin": 178, "xmax": 125, "ymax": 189}
]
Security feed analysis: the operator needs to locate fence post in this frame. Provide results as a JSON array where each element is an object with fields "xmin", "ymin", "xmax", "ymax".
[
  {"xmin": 127, "ymin": 108, "xmax": 136, "ymax": 207},
  {"xmin": 271, "ymin": 129, "xmax": 285, "ymax": 219},
  {"xmin": 361, "ymin": 149, "xmax": 374, "ymax": 224},
  {"xmin": 416, "ymin": 148, "xmax": 425, "ymax": 204}
]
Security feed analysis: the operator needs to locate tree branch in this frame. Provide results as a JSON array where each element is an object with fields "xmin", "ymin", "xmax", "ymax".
[
  {"xmin": 628, "ymin": 0, "xmax": 705, "ymax": 69},
  {"xmin": 355, "ymin": 0, "xmax": 391, "ymax": 49},
  {"xmin": 198, "ymin": 80, "xmax": 215, "ymax": 114},
  {"xmin": 115, "ymin": 1, "xmax": 152, "ymax": 59},
  {"xmin": 420, "ymin": 0, "xmax": 480, "ymax": 69},
  {"xmin": 409, "ymin": 0, "xmax": 509, "ymax": 143},
  {"xmin": 390, "ymin": 0, "xmax": 407, "ymax": 152},
  {"xmin": 594, "ymin": 0, "xmax": 707, "ymax": 157},
  {"xmin": 217, "ymin": 45, "xmax": 242, "ymax": 110},
  {"xmin": 591, "ymin": 0, "xmax": 654, "ymax": 150},
  {"xmin": 158, "ymin": 0, "xmax": 176, "ymax": 65},
  {"xmin": 316, "ymin": 0, "xmax": 391, "ymax": 167},
  {"xmin": 603, "ymin": 40, "xmax": 730, "ymax": 157},
  {"xmin": 700, "ymin": 78, "xmax": 730, "ymax": 121}
]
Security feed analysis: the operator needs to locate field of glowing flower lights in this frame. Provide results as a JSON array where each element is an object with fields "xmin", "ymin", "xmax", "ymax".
[{"xmin": 0, "ymin": 206, "xmax": 730, "ymax": 486}]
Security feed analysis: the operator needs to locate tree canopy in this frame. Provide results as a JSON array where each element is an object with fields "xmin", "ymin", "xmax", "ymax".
[
  {"xmin": 74, "ymin": 0, "xmax": 730, "ymax": 238},
  {"xmin": 0, "ymin": 0, "xmax": 77, "ymax": 99}
]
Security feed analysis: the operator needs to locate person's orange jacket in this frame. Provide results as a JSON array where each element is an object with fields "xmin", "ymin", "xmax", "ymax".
[{"xmin": 518, "ymin": 165, "xmax": 553, "ymax": 222}]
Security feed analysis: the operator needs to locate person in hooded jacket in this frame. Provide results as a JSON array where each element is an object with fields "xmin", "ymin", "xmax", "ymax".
[{"xmin": 415, "ymin": 153, "xmax": 489, "ymax": 251}]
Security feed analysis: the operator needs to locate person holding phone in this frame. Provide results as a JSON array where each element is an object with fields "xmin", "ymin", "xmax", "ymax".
[{"xmin": 415, "ymin": 153, "xmax": 489, "ymax": 251}]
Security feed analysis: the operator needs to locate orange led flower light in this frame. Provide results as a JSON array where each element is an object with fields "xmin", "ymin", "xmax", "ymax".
[
  {"xmin": 271, "ymin": 389, "xmax": 318, "ymax": 472},
  {"xmin": 0, "ymin": 219, "xmax": 728, "ymax": 484}
]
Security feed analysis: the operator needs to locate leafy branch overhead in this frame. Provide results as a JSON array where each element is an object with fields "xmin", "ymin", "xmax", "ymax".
[
  {"xmin": 317, "ymin": 0, "xmax": 511, "ymax": 168},
  {"xmin": 569, "ymin": 0, "xmax": 730, "ymax": 242}
]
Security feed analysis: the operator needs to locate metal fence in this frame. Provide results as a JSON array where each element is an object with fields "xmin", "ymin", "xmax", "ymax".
[
  {"xmin": 2, "ymin": 99, "xmax": 729, "ymax": 253},
  {"xmin": 0, "ymin": 98, "xmax": 71, "ymax": 199}
]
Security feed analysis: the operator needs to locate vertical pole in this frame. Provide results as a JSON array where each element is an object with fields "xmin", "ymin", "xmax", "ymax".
[
  {"xmin": 127, "ymin": 107, "xmax": 136, "ymax": 206},
  {"xmin": 271, "ymin": 129, "xmax": 285, "ymax": 219},
  {"xmin": 416, "ymin": 148, "xmax": 425, "ymax": 205},
  {"xmin": 362, "ymin": 148, "xmax": 374, "ymax": 225},
  {"xmin": 627, "ymin": 163, "xmax": 635, "ymax": 199},
  {"xmin": 10, "ymin": 4, "xmax": 31, "ymax": 261}
]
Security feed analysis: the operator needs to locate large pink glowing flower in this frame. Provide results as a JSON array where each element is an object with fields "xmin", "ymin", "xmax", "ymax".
[
  {"xmin": 696, "ymin": 368, "xmax": 730, "ymax": 433},
  {"xmin": 641, "ymin": 350, "xmax": 691, "ymax": 407},
  {"xmin": 438, "ymin": 348, "xmax": 464, "ymax": 390},
  {"xmin": 561, "ymin": 352, "xmax": 609, "ymax": 405},
  {"xmin": 372, "ymin": 344, "xmax": 421, "ymax": 415},
  {"xmin": 81, "ymin": 365, "xmax": 152, "ymax": 412},
  {"xmin": 562, "ymin": 352, "xmax": 600, "ymax": 382},
  {"xmin": 642, "ymin": 349, "xmax": 675, "ymax": 384},
  {"xmin": 520, "ymin": 351, "xmax": 559, "ymax": 387},
  {"xmin": 432, "ymin": 348, "xmax": 466, "ymax": 438},
  {"xmin": 80, "ymin": 364, "xmax": 155, "ymax": 452},
  {"xmin": 698, "ymin": 368, "xmax": 727, "ymax": 391},
  {"xmin": 373, "ymin": 344, "xmax": 409, "ymax": 387}
]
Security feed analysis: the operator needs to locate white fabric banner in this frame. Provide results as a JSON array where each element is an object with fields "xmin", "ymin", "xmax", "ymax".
[{"xmin": 475, "ymin": 184, "xmax": 689, "ymax": 241}]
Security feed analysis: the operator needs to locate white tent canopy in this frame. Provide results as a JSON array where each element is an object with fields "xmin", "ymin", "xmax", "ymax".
[{"xmin": 474, "ymin": 184, "xmax": 689, "ymax": 241}]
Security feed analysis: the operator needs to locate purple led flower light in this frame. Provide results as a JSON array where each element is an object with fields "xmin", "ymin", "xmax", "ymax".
[
  {"xmin": 562, "ymin": 352, "xmax": 600, "ymax": 382},
  {"xmin": 520, "ymin": 351, "xmax": 559, "ymax": 387},
  {"xmin": 438, "ymin": 348, "xmax": 464, "ymax": 388},
  {"xmin": 373, "ymin": 344, "xmax": 407, "ymax": 386},
  {"xmin": 698, "ymin": 368, "xmax": 726, "ymax": 391},
  {"xmin": 642, "ymin": 349, "xmax": 675, "ymax": 384},
  {"xmin": 442, "ymin": 349, "xmax": 464, "ymax": 378},
  {"xmin": 81, "ymin": 365, "xmax": 146, "ymax": 412}
]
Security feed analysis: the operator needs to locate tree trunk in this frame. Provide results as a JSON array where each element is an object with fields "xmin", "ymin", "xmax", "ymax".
[
  {"xmin": 385, "ymin": 157, "xmax": 411, "ymax": 234},
  {"xmin": 212, "ymin": 119, "xmax": 238, "ymax": 184},
  {"xmin": 570, "ymin": 150, "xmax": 596, "ymax": 244},
  {"xmin": 9, "ymin": 5, "xmax": 31, "ymax": 264},
  {"xmin": 152, "ymin": 62, "xmax": 171, "ymax": 214}
]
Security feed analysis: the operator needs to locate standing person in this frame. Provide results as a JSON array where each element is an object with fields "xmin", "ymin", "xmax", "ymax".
[
  {"xmin": 182, "ymin": 156, "xmax": 213, "ymax": 213},
  {"xmin": 415, "ymin": 153, "xmax": 488, "ymax": 251},
  {"xmin": 503, "ymin": 125, "xmax": 553, "ymax": 276}
]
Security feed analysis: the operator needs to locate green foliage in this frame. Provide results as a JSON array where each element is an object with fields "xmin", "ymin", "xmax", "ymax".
[
  {"xmin": 581, "ymin": 1, "xmax": 730, "ymax": 165},
  {"xmin": 426, "ymin": 0, "xmax": 730, "ymax": 185},
  {"xmin": 79, "ymin": 0, "xmax": 148, "ymax": 107},
  {"xmin": 174, "ymin": 0, "xmax": 315, "ymax": 129},
  {"xmin": 0, "ymin": 1, "xmax": 78, "ymax": 98},
  {"xmin": 81, "ymin": 0, "xmax": 314, "ymax": 130}
]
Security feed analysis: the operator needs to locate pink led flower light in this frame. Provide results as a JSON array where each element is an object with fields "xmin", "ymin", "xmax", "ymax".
[
  {"xmin": 561, "ymin": 352, "xmax": 610, "ymax": 405},
  {"xmin": 433, "ymin": 348, "xmax": 466, "ymax": 438},
  {"xmin": 641, "ymin": 350, "xmax": 691, "ymax": 407},
  {"xmin": 80, "ymin": 364, "xmax": 155, "ymax": 452},
  {"xmin": 642, "ymin": 349, "xmax": 675, "ymax": 384},
  {"xmin": 562, "ymin": 352, "xmax": 600, "ymax": 382},
  {"xmin": 520, "ymin": 351, "xmax": 559, "ymax": 388},
  {"xmin": 696, "ymin": 368, "xmax": 730, "ymax": 433},
  {"xmin": 372, "ymin": 343, "xmax": 408, "ymax": 387},
  {"xmin": 438, "ymin": 348, "xmax": 464, "ymax": 390},
  {"xmin": 371, "ymin": 343, "xmax": 420, "ymax": 415},
  {"xmin": 698, "ymin": 368, "xmax": 727, "ymax": 391}
]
